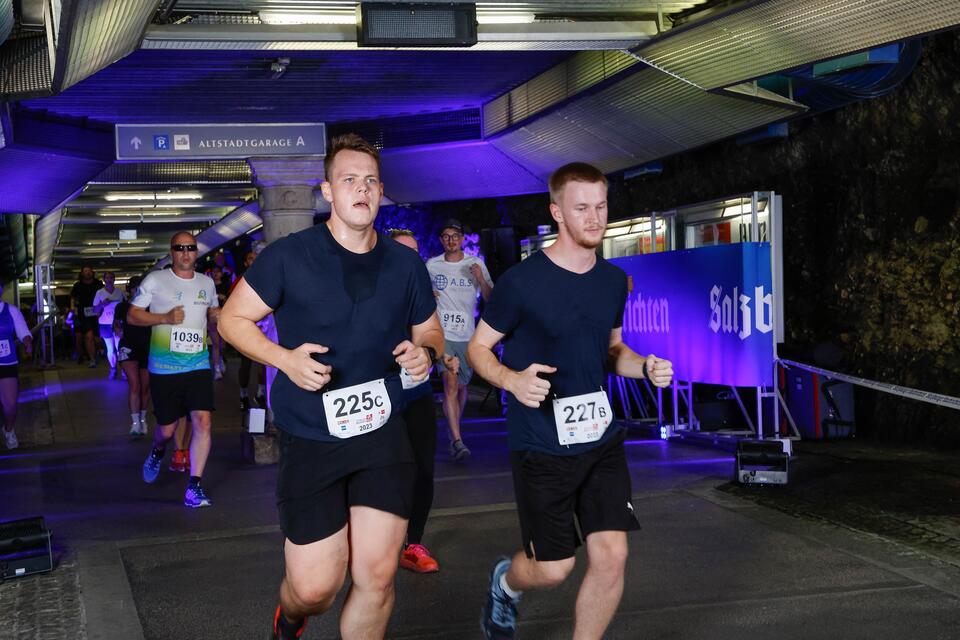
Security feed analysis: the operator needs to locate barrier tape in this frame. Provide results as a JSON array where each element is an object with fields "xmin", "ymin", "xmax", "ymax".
[{"xmin": 779, "ymin": 359, "xmax": 960, "ymax": 412}]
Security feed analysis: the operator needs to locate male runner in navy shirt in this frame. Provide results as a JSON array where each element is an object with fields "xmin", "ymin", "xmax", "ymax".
[
  {"xmin": 219, "ymin": 134, "xmax": 444, "ymax": 640},
  {"xmin": 469, "ymin": 162, "xmax": 674, "ymax": 640}
]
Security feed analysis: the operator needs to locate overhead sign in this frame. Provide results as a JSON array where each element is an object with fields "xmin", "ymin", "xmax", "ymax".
[
  {"xmin": 115, "ymin": 123, "xmax": 326, "ymax": 160},
  {"xmin": 613, "ymin": 243, "xmax": 775, "ymax": 387}
]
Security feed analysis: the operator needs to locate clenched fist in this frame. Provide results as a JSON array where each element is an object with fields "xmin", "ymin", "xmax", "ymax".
[{"xmin": 644, "ymin": 355, "xmax": 673, "ymax": 388}]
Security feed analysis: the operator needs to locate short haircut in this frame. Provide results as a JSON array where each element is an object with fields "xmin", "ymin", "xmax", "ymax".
[
  {"xmin": 170, "ymin": 231, "xmax": 196, "ymax": 245},
  {"xmin": 324, "ymin": 133, "xmax": 381, "ymax": 181},
  {"xmin": 548, "ymin": 162, "xmax": 608, "ymax": 204},
  {"xmin": 388, "ymin": 228, "xmax": 415, "ymax": 239}
]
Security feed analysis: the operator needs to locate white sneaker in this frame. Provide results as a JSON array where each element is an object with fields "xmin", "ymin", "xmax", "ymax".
[
  {"xmin": 129, "ymin": 420, "xmax": 147, "ymax": 437},
  {"xmin": 4, "ymin": 429, "xmax": 18, "ymax": 450}
]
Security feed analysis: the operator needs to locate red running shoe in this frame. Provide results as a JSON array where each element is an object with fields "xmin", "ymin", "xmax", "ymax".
[
  {"xmin": 400, "ymin": 543, "xmax": 440, "ymax": 573},
  {"xmin": 271, "ymin": 605, "xmax": 307, "ymax": 639},
  {"xmin": 169, "ymin": 449, "xmax": 185, "ymax": 472}
]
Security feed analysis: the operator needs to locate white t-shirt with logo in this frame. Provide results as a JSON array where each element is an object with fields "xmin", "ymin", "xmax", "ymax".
[
  {"xmin": 131, "ymin": 269, "xmax": 218, "ymax": 374},
  {"xmin": 92, "ymin": 287, "xmax": 125, "ymax": 325},
  {"xmin": 426, "ymin": 254, "xmax": 493, "ymax": 342}
]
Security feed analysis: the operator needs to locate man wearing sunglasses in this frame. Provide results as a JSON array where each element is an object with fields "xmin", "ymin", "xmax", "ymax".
[
  {"xmin": 426, "ymin": 219, "xmax": 493, "ymax": 462},
  {"xmin": 128, "ymin": 232, "xmax": 220, "ymax": 508}
]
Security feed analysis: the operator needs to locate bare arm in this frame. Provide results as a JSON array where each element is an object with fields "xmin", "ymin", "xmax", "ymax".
[
  {"xmin": 218, "ymin": 278, "xmax": 331, "ymax": 391},
  {"xmin": 608, "ymin": 327, "xmax": 674, "ymax": 387},
  {"xmin": 127, "ymin": 304, "xmax": 183, "ymax": 327},
  {"xmin": 470, "ymin": 263, "xmax": 493, "ymax": 301},
  {"xmin": 478, "ymin": 278, "xmax": 493, "ymax": 302},
  {"xmin": 467, "ymin": 319, "xmax": 555, "ymax": 407}
]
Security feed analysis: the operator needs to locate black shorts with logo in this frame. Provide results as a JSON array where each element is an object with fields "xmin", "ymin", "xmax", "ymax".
[
  {"xmin": 510, "ymin": 429, "xmax": 640, "ymax": 562},
  {"xmin": 117, "ymin": 341, "xmax": 149, "ymax": 369},
  {"xmin": 276, "ymin": 417, "xmax": 416, "ymax": 545},
  {"xmin": 149, "ymin": 369, "xmax": 215, "ymax": 426}
]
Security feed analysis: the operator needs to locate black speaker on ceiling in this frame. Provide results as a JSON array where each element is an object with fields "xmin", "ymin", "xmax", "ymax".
[{"xmin": 358, "ymin": 3, "xmax": 478, "ymax": 48}]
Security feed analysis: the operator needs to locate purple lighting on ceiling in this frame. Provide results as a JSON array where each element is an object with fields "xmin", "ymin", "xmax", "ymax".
[{"xmin": 381, "ymin": 140, "xmax": 546, "ymax": 204}]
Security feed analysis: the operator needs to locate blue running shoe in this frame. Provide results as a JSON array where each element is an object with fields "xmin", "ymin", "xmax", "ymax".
[
  {"xmin": 142, "ymin": 448, "xmax": 164, "ymax": 483},
  {"xmin": 481, "ymin": 557, "xmax": 520, "ymax": 640},
  {"xmin": 184, "ymin": 483, "xmax": 212, "ymax": 508}
]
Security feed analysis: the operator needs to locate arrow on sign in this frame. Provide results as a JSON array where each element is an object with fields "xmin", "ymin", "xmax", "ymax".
[{"xmin": 130, "ymin": 137, "xmax": 142, "ymax": 150}]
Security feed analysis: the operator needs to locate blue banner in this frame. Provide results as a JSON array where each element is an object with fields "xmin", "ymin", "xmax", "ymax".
[{"xmin": 612, "ymin": 243, "xmax": 774, "ymax": 387}]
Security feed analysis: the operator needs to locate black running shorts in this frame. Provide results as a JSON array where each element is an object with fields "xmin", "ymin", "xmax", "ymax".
[
  {"xmin": 510, "ymin": 429, "xmax": 640, "ymax": 562},
  {"xmin": 117, "ymin": 341, "xmax": 148, "ymax": 369},
  {"xmin": 276, "ymin": 417, "xmax": 416, "ymax": 545},
  {"xmin": 150, "ymin": 369, "xmax": 215, "ymax": 426}
]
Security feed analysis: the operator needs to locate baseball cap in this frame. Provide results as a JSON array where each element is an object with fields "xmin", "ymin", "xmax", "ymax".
[{"xmin": 440, "ymin": 218, "xmax": 464, "ymax": 234}]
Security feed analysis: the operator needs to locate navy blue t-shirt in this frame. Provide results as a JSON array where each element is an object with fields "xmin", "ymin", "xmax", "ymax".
[
  {"xmin": 244, "ymin": 223, "xmax": 436, "ymax": 441},
  {"xmin": 482, "ymin": 250, "xmax": 628, "ymax": 455}
]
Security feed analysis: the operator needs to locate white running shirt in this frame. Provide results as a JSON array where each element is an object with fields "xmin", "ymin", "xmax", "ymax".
[
  {"xmin": 92, "ymin": 287, "xmax": 125, "ymax": 325},
  {"xmin": 426, "ymin": 254, "xmax": 493, "ymax": 342},
  {"xmin": 131, "ymin": 269, "xmax": 218, "ymax": 374}
]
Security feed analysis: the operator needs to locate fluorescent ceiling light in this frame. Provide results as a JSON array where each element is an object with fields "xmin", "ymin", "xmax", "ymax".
[
  {"xmin": 102, "ymin": 202, "xmax": 207, "ymax": 209},
  {"xmin": 104, "ymin": 192, "xmax": 203, "ymax": 202},
  {"xmin": 79, "ymin": 247, "xmax": 150, "ymax": 254},
  {"xmin": 477, "ymin": 13, "xmax": 535, "ymax": 24},
  {"xmin": 84, "ymin": 239, "xmax": 152, "ymax": 246},
  {"xmin": 97, "ymin": 210, "xmax": 184, "ymax": 217},
  {"xmin": 259, "ymin": 11, "xmax": 356, "ymax": 25}
]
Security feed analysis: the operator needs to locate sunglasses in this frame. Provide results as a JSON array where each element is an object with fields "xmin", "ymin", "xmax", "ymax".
[
  {"xmin": 441, "ymin": 233, "xmax": 462, "ymax": 241},
  {"xmin": 171, "ymin": 244, "xmax": 198, "ymax": 252}
]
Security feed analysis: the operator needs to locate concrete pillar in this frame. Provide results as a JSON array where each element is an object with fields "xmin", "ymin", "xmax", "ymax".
[
  {"xmin": 247, "ymin": 157, "xmax": 326, "ymax": 242},
  {"xmin": 245, "ymin": 157, "xmax": 326, "ymax": 463}
]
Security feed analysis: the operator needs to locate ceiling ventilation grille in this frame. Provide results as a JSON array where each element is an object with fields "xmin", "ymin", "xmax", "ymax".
[
  {"xmin": 488, "ymin": 66, "xmax": 803, "ymax": 179},
  {"xmin": 484, "ymin": 50, "xmax": 637, "ymax": 135},
  {"xmin": 89, "ymin": 161, "xmax": 253, "ymax": 185},
  {"xmin": 636, "ymin": 0, "xmax": 960, "ymax": 90}
]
